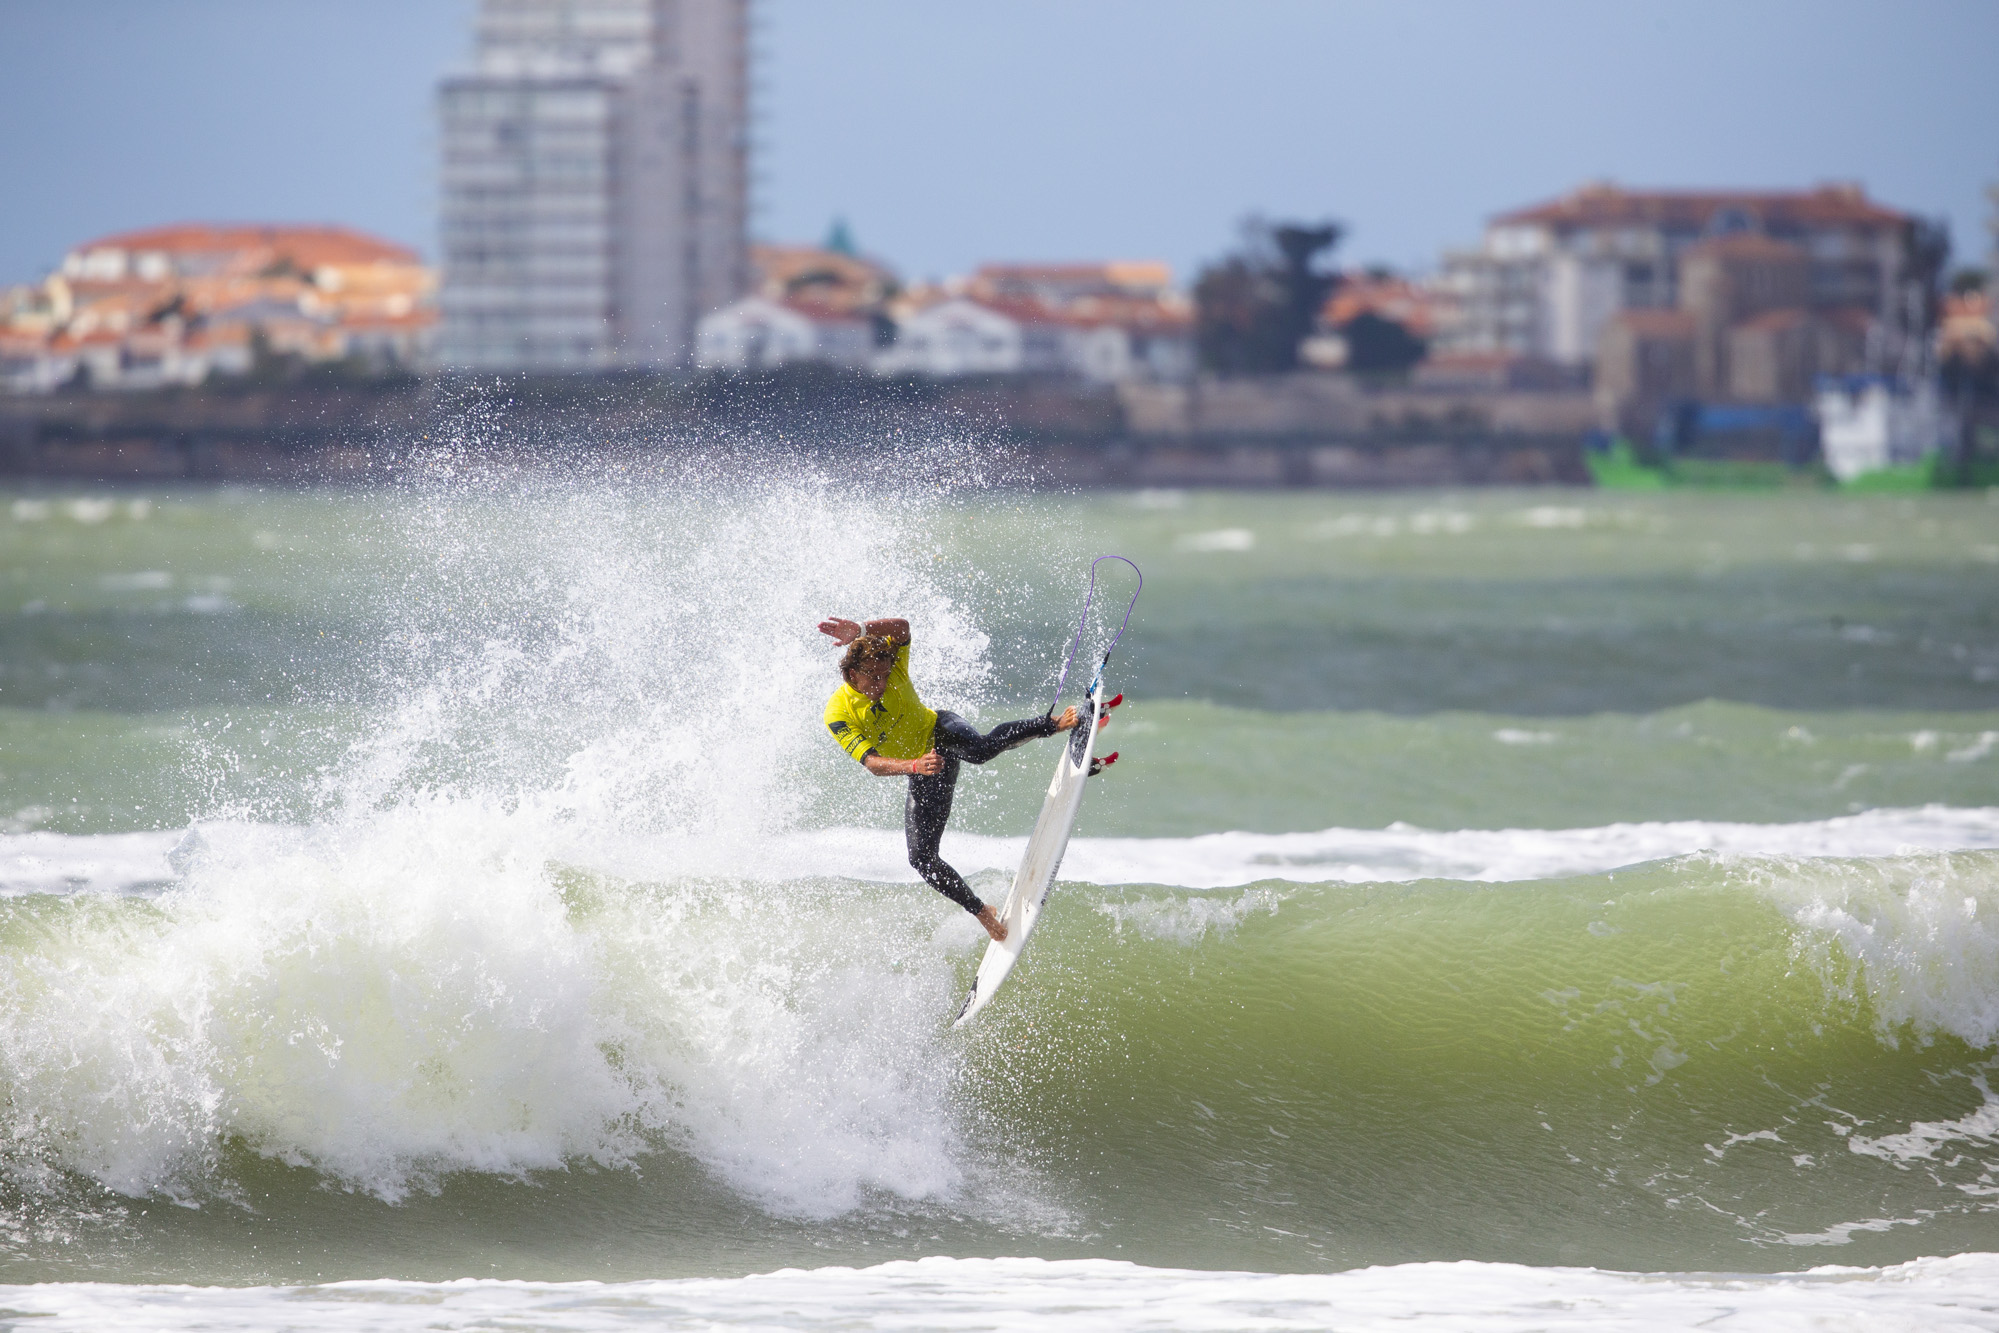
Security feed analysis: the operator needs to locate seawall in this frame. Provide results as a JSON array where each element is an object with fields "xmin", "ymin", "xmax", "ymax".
[{"xmin": 0, "ymin": 372, "xmax": 1595, "ymax": 488}]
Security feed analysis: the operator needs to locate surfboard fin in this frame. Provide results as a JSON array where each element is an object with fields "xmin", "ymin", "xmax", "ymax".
[{"xmin": 1089, "ymin": 751, "xmax": 1119, "ymax": 776}]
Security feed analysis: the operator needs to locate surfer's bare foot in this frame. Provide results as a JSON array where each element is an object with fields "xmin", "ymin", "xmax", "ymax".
[{"xmin": 975, "ymin": 904, "xmax": 1008, "ymax": 942}]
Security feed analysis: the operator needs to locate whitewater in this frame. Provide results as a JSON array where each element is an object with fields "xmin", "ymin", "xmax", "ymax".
[
  {"xmin": 10, "ymin": 803, "xmax": 1999, "ymax": 896},
  {"xmin": 3, "ymin": 472, "xmax": 1999, "ymax": 1328}
]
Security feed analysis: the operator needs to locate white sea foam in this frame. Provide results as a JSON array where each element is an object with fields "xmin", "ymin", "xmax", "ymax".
[
  {"xmin": 1, "ymin": 1254, "xmax": 1997, "ymax": 1331},
  {"xmin": 1174, "ymin": 526, "xmax": 1255, "ymax": 552},
  {"xmin": 10, "ymin": 805, "xmax": 1999, "ymax": 898},
  {"xmin": 0, "ymin": 805, "xmax": 1003, "ymax": 1218},
  {"xmin": 1949, "ymin": 732, "xmax": 1999, "ymax": 764},
  {"xmin": 1092, "ymin": 886, "xmax": 1285, "ymax": 944},
  {"xmin": 0, "ymin": 808, "xmax": 655, "ymax": 1203},
  {"xmin": 1754, "ymin": 850, "xmax": 1999, "ymax": 1049},
  {"xmin": 0, "ymin": 829, "xmax": 189, "ymax": 895},
  {"xmin": 1848, "ymin": 1086, "xmax": 1999, "ymax": 1166},
  {"xmin": 618, "ymin": 805, "xmax": 1999, "ymax": 890}
]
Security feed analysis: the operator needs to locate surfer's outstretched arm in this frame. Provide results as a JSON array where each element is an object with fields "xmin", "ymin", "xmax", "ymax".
[{"xmin": 818, "ymin": 617, "xmax": 909, "ymax": 647}]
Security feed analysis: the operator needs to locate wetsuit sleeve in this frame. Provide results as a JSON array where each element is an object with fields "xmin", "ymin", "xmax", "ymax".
[{"xmin": 823, "ymin": 693, "xmax": 875, "ymax": 764}]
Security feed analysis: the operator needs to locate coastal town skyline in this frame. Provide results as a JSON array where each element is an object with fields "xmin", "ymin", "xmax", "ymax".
[
  {"xmin": 2, "ymin": 0, "xmax": 1993, "ymax": 494},
  {"xmin": 0, "ymin": 0, "xmax": 1994, "ymax": 290}
]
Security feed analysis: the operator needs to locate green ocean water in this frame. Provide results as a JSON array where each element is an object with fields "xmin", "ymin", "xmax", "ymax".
[
  {"xmin": 6, "ymin": 484, "xmax": 1997, "ymax": 834},
  {"xmin": 0, "ymin": 476, "xmax": 1996, "ymax": 1285}
]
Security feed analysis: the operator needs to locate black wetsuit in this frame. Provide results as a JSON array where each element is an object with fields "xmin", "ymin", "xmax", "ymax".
[{"xmin": 905, "ymin": 710, "xmax": 1061, "ymax": 914}]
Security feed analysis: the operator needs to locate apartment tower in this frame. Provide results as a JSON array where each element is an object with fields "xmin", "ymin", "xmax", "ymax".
[{"xmin": 438, "ymin": 0, "xmax": 749, "ymax": 371}]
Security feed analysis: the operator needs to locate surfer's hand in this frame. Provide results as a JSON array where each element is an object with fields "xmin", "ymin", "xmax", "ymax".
[
  {"xmin": 818, "ymin": 617, "xmax": 862, "ymax": 646},
  {"xmin": 975, "ymin": 904, "xmax": 1008, "ymax": 943},
  {"xmin": 1054, "ymin": 706, "xmax": 1080, "ymax": 730},
  {"xmin": 909, "ymin": 751, "xmax": 943, "ymax": 776}
]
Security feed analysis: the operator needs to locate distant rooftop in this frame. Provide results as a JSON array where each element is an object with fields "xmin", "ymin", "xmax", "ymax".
[
  {"xmin": 1494, "ymin": 183, "xmax": 1909, "ymax": 232},
  {"xmin": 974, "ymin": 261, "xmax": 1173, "ymax": 291},
  {"xmin": 67, "ymin": 224, "xmax": 420, "ymax": 277}
]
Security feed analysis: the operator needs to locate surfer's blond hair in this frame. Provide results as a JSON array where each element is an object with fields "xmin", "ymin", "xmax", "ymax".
[{"xmin": 840, "ymin": 634, "xmax": 897, "ymax": 679}]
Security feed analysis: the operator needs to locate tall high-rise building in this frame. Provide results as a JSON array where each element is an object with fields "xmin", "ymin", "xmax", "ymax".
[{"xmin": 437, "ymin": 0, "xmax": 749, "ymax": 372}]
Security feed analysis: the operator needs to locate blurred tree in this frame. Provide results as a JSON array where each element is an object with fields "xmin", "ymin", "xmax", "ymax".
[
  {"xmin": 1901, "ymin": 216, "xmax": 1951, "ymax": 339},
  {"xmin": 1338, "ymin": 310, "xmax": 1428, "ymax": 375},
  {"xmin": 1194, "ymin": 218, "xmax": 1343, "ymax": 374}
]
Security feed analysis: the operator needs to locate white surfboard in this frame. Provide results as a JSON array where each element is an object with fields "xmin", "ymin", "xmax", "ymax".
[{"xmin": 952, "ymin": 687, "xmax": 1105, "ymax": 1027}]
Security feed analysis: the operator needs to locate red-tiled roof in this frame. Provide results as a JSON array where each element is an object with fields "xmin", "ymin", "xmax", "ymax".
[
  {"xmin": 776, "ymin": 298, "xmax": 866, "ymax": 326},
  {"xmin": 56, "ymin": 328, "xmax": 126, "ymax": 349},
  {"xmin": 1420, "ymin": 351, "xmax": 1517, "ymax": 370},
  {"xmin": 74, "ymin": 224, "xmax": 420, "ymax": 268},
  {"xmin": 1323, "ymin": 276, "xmax": 1439, "ymax": 337},
  {"xmin": 335, "ymin": 309, "xmax": 440, "ymax": 331},
  {"xmin": 185, "ymin": 325, "xmax": 251, "ymax": 348},
  {"xmin": 1494, "ymin": 184, "xmax": 1907, "ymax": 232},
  {"xmin": 962, "ymin": 294, "xmax": 1190, "ymax": 332},
  {"xmin": 975, "ymin": 262, "xmax": 1171, "ymax": 284}
]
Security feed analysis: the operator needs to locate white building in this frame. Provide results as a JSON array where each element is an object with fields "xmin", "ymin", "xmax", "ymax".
[
  {"xmin": 1435, "ymin": 183, "xmax": 1926, "ymax": 372},
  {"xmin": 694, "ymin": 297, "xmax": 873, "ymax": 370},
  {"xmin": 1816, "ymin": 376, "xmax": 1949, "ymax": 481},
  {"xmin": 437, "ymin": 0, "xmax": 749, "ymax": 372},
  {"xmin": 0, "ymin": 336, "xmax": 74, "ymax": 394},
  {"xmin": 875, "ymin": 298, "xmax": 1191, "ymax": 383},
  {"xmin": 875, "ymin": 299, "xmax": 1024, "ymax": 377}
]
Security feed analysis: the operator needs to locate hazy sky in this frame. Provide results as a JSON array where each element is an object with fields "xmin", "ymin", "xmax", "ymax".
[{"xmin": 2, "ymin": 0, "xmax": 1995, "ymax": 287}]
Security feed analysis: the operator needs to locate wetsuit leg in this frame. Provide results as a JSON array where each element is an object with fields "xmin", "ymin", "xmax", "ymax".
[
  {"xmin": 906, "ymin": 753, "xmax": 982, "ymax": 913},
  {"xmin": 905, "ymin": 712, "xmax": 1063, "ymax": 915},
  {"xmin": 931, "ymin": 709, "xmax": 1060, "ymax": 765}
]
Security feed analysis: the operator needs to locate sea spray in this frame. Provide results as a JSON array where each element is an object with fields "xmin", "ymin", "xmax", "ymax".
[
  {"xmin": 0, "ymin": 454, "xmax": 1117, "ymax": 1227},
  {"xmin": 307, "ymin": 458, "xmax": 1007, "ymax": 839}
]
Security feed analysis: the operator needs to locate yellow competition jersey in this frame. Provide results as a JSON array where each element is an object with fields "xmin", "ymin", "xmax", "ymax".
[{"xmin": 823, "ymin": 644, "xmax": 938, "ymax": 763}]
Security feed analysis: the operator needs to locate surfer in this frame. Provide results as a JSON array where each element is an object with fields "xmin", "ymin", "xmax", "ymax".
[{"xmin": 818, "ymin": 616, "xmax": 1085, "ymax": 943}]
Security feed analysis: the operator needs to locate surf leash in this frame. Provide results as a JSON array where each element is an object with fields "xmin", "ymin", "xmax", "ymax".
[{"xmin": 1048, "ymin": 555, "xmax": 1142, "ymax": 716}]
